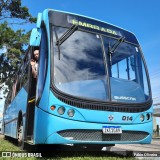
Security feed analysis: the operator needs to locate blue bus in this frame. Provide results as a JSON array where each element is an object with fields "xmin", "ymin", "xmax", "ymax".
[{"xmin": 2, "ymin": 9, "xmax": 153, "ymax": 150}]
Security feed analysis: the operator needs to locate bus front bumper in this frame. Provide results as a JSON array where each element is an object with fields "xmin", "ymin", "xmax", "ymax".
[{"xmin": 33, "ymin": 107, "xmax": 152, "ymax": 145}]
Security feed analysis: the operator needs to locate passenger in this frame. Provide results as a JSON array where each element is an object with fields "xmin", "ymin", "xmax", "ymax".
[{"xmin": 30, "ymin": 49, "xmax": 39, "ymax": 78}]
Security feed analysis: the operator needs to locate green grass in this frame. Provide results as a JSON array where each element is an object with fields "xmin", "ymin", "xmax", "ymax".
[
  {"xmin": 0, "ymin": 137, "xmax": 20, "ymax": 151},
  {"xmin": 0, "ymin": 135, "xmax": 136, "ymax": 160}
]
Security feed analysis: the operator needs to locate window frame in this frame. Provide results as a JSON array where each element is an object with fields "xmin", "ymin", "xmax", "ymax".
[
  {"xmin": 36, "ymin": 24, "xmax": 48, "ymax": 101},
  {"xmin": 50, "ymin": 25, "xmax": 152, "ymax": 105}
]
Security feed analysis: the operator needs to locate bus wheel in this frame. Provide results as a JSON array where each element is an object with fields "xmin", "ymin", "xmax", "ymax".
[
  {"xmin": 17, "ymin": 120, "xmax": 25, "ymax": 149},
  {"xmin": 3, "ymin": 123, "xmax": 7, "ymax": 140}
]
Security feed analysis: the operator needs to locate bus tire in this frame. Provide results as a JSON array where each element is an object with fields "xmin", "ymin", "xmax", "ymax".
[
  {"xmin": 17, "ymin": 118, "xmax": 27, "ymax": 150},
  {"xmin": 3, "ymin": 123, "xmax": 8, "ymax": 140},
  {"xmin": 3, "ymin": 123, "xmax": 6, "ymax": 139},
  {"xmin": 17, "ymin": 120, "xmax": 23, "ymax": 146}
]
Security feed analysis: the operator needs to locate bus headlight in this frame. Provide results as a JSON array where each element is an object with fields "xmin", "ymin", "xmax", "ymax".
[
  {"xmin": 67, "ymin": 109, "xmax": 75, "ymax": 117},
  {"xmin": 140, "ymin": 114, "xmax": 145, "ymax": 122},
  {"xmin": 57, "ymin": 107, "xmax": 65, "ymax": 115},
  {"xmin": 146, "ymin": 113, "xmax": 150, "ymax": 120}
]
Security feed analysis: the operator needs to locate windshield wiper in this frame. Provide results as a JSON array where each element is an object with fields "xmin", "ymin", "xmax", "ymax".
[
  {"xmin": 108, "ymin": 36, "xmax": 125, "ymax": 66},
  {"xmin": 56, "ymin": 24, "xmax": 78, "ymax": 46},
  {"xmin": 56, "ymin": 24, "xmax": 78, "ymax": 60}
]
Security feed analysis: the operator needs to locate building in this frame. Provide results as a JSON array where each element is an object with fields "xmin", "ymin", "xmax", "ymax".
[{"xmin": 153, "ymin": 108, "xmax": 160, "ymax": 137}]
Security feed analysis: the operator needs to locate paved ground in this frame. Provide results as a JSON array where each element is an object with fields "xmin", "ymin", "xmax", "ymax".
[
  {"xmin": 104, "ymin": 139, "xmax": 160, "ymax": 159},
  {"xmin": 113, "ymin": 139, "xmax": 160, "ymax": 152}
]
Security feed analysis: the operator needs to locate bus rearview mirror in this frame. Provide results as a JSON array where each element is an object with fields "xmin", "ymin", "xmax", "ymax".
[{"xmin": 29, "ymin": 28, "xmax": 41, "ymax": 47}]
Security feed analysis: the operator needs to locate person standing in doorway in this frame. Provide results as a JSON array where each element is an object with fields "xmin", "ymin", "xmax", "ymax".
[{"xmin": 30, "ymin": 49, "xmax": 39, "ymax": 78}]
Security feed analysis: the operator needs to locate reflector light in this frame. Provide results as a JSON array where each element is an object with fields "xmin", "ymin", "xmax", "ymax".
[{"xmin": 50, "ymin": 105, "xmax": 56, "ymax": 110}]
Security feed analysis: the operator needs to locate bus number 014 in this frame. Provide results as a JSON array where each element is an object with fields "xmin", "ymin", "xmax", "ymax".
[{"xmin": 122, "ymin": 116, "xmax": 133, "ymax": 121}]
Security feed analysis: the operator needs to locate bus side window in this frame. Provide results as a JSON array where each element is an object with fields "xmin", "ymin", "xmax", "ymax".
[
  {"xmin": 21, "ymin": 53, "xmax": 30, "ymax": 86},
  {"xmin": 4, "ymin": 90, "xmax": 12, "ymax": 109},
  {"xmin": 16, "ymin": 77, "xmax": 21, "ymax": 94},
  {"xmin": 16, "ymin": 64, "xmax": 23, "ymax": 94},
  {"xmin": 36, "ymin": 26, "xmax": 48, "ymax": 99},
  {"xmin": 11, "ymin": 78, "xmax": 17, "ymax": 100}
]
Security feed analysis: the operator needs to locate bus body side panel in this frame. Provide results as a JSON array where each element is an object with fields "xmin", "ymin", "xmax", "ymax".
[
  {"xmin": 33, "ymin": 106, "xmax": 152, "ymax": 145},
  {"xmin": 34, "ymin": 65, "xmax": 50, "ymax": 142},
  {"xmin": 3, "ymin": 88, "xmax": 27, "ymax": 138}
]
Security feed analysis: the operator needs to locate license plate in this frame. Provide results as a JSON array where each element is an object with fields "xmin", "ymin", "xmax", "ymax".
[{"xmin": 102, "ymin": 126, "xmax": 122, "ymax": 134}]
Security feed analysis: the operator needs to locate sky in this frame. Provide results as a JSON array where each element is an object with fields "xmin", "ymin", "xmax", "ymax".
[{"xmin": 1, "ymin": 0, "xmax": 160, "ymax": 123}]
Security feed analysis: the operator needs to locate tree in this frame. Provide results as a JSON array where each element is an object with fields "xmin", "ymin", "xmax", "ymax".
[
  {"xmin": 0, "ymin": 22, "xmax": 30, "ymax": 86},
  {"xmin": 0, "ymin": 0, "xmax": 36, "ymax": 24},
  {"xmin": 0, "ymin": 0, "xmax": 35, "ymax": 87}
]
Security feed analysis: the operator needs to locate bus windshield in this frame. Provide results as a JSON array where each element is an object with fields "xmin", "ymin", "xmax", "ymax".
[{"xmin": 52, "ymin": 26, "xmax": 149, "ymax": 103}]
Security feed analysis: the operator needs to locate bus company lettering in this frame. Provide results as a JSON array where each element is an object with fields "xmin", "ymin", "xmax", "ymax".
[
  {"xmin": 71, "ymin": 19, "xmax": 118, "ymax": 35},
  {"xmin": 114, "ymin": 96, "xmax": 136, "ymax": 101}
]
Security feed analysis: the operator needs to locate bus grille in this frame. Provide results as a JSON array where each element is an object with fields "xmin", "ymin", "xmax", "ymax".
[{"xmin": 58, "ymin": 130, "xmax": 149, "ymax": 142}]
